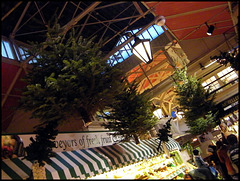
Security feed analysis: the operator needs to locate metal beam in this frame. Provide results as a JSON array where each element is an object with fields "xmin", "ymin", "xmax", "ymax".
[
  {"xmin": 102, "ymin": 2, "xmax": 160, "ymax": 54},
  {"xmin": 62, "ymin": 2, "xmax": 101, "ymax": 35},
  {"xmin": 10, "ymin": 2, "xmax": 31, "ymax": 39},
  {"xmin": 133, "ymin": 2, "xmax": 145, "ymax": 18},
  {"xmin": 2, "ymin": 67, "xmax": 23, "ymax": 107},
  {"xmin": 1, "ymin": 1, "xmax": 22, "ymax": 21}
]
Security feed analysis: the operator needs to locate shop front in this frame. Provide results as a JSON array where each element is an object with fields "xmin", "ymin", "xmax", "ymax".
[{"xmin": 1, "ymin": 136, "xmax": 186, "ymax": 180}]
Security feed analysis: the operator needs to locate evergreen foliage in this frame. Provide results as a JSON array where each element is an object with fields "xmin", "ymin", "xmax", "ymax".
[
  {"xmin": 101, "ymin": 81, "xmax": 159, "ymax": 144},
  {"xmin": 156, "ymin": 118, "xmax": 172, "ymax": 151},
  {"xmin": 171, "ymin": 67, "xmax": 220, "ymax": 135},
  {"xmin": 19, "ymin": 19, "xmax": 125, "ymax": 167},
  {"xmin": 210, "ymin": 48, "xmax": 239, "ymax": 71},
  {"xmin": 23, "ymin": 121, "xmax": 58, "ymax": 167},
  {"xmin": 19, "ymin": 21, "xmax": 125, "ymax": 126}
]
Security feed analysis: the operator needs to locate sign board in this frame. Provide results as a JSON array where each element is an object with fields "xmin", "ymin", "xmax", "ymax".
[{"xmin": 2, "ymin": 132, "xmax": 123, "ymax": 154}]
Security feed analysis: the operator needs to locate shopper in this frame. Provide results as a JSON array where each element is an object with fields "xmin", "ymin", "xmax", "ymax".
[
  {"xmin": 192, "ymin": 149, "xmax": 209, "ymax": 168},
  {"xmin": 216, "ymin": 140, "xmax": 237, "ymax": 180},
  {"xmin": 207, "ymin": 144, "xmax": 222, "ymax": 174},
  {"xmin": 10, "ymin": 135, "xmax": 25, "ymax": 158},
  {"xmin": 227, "ymin": 134, "xmax": 239, "ymax": 179},
  {"xmin": 184, "ymin": 167, "xmax": 217, "ymax": 180}
]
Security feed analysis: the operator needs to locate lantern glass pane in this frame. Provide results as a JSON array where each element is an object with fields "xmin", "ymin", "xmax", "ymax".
[{"xmin": 133, "ymin": 41, "xmax": 152, "ymax": 63}]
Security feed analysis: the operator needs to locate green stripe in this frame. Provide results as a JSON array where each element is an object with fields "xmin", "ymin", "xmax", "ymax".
[
  {"xmin": 87, "ymin": 148, "xmax": 109, "ymax": 171},
  {"xmin": 62, "ymin": 152, "xmax": 87, "ymax": 177},
  {"xmin": 119, "ymin": 144, "xmax": 138, "ymax": 161},
  {"xmin": 95, "ymin": 147, "xmax": 117, "ymax": 166},
  {"xmin": 141, "ymin": 141, "xmax": 155, "ymax": 155},
  {"xmin": 125, "ymin": 142, "xmax": 145, "ymax": 158},
  {"xmin": 1, "ymin": 161, "xmax": 22, "ymax": 179},
  {"xmin": 116, "ymin": 144, "xmax": 134, "ymax": 162},
  {"xmin": 55, "ymin": 154, "xmax": 77, "ymax": 178},
  {"xmin": 142, "ymin": 139, "xmax": 159, "ymax": 155},
  {"xmin": 11, "ymin": 158, "xmax": 32, "ymax": 177},
  {"xmin": 74, "ymin": 150, "xmax": 95, "ymax": 173},
  {"xmin": 90, "ymin": 148, "xmax": 113, "ymax": 170},
  {"xmin": 81, "ymin": 149, "xmax": 104, "ymax": 173},
  {"xmin": 142, "ymin": 139, "xmax": 158, "ymax": 152},
  {"xmin": 148, "ymin": 139, "xmax": 164, "ymax": 153},
  {"xmin": 137, "ymin": 142, "xmax": 152, "ymax": 156},
  {"xmin": 45, "ymin": 169, "xmax": 53, "ymax": 180},
  {"xmin": 49, "ymin": 160, "xmax": 66, "ymax": 179},
  {"xmin": 111, "ymin": 145, "xmax": 129, "ymax": 163},
  {"xmin": 104, "ymin": 146, "xmax": 122, "ymax": 165}
]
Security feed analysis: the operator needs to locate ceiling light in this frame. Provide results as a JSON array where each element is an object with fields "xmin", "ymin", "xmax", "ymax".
[
  {"xmin": 132, "ymin": 35, "xmax": 153, "ymax": 64},
  {"xmin": 155, "ymin": 15, "xmax": 166, "ymax": 26},
  {"xmin": 205, "ymin": 22, "xmax": 215, "ymax": 36}
]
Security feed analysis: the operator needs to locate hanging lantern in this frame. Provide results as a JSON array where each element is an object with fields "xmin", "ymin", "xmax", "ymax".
[{"xmin": 132, "ymin": 36, "xmax": 153, "ymax": 64}]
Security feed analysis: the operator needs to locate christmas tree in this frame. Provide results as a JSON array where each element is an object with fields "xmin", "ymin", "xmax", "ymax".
[{"xmin": 101, "ymin": 81, "xmax": 159, "ymax": 144}]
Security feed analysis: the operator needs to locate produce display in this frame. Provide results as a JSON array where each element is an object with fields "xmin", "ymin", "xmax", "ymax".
[{"xmin": 87, "ymin": 152, "xmax": 187, "ymax": 180}]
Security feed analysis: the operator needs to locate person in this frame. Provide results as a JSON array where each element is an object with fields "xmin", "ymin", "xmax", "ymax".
[
  {"xmin": 184, "ymin": 167, "xmax": 217, "ymax": 180},
  {"xmin": 216, "ymin": 140, "xmax": 237, "ymax": 180},
  {"xmin": 9, "ymin": 135, "xmax": 25, "ymax": 158},
  {"xmin": 192, "ymin": 149, "xmax": 209, "ymax": 168},
  {"xmin": 220, "ymin": 122, "xmax": 235, "ymax": 141},
  {"xmin": 227, "ymin": 134, "xmax": 239, "ymax": 179},
  {"xmin": 207, "ymin": 144, "xmax": 222, "ymax": 175}
]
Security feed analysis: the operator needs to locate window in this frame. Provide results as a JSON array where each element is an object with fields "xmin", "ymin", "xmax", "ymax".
[
  {"xmin": 18, "ymin": 46, "xmax": 29, "ymax": 61},
  {"xmin": 202, "ymin": 76, "xmax": 222, "ymax": 93},
  {"xmin": 1, "ymin": 40, "xmax": 14, "ymax": 59},
  {"xmin": 108, "ymin": 25, "xmax": 164, "ymax": 66},
  {"xmin": 217, "ymin": 67, "xmax": 238, "ymax": 84}
]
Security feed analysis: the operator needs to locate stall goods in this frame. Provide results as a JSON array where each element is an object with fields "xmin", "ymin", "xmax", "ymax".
[{"xmin": 86, "ymin": 152, "xmax": 186, "ymax": 180}]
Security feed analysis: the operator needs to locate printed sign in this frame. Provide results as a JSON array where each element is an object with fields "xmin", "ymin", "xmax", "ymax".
[{"xmin": 2, "ymin": 132, "xmax": 123, "ymax": 156}]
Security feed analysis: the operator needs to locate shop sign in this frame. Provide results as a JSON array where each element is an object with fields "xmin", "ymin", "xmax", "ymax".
[{"xmin": 2, "ymin": 131, "xmax": 123, "ymax": 158}]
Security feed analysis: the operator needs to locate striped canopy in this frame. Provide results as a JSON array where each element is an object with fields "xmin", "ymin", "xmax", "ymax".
[{"xmin": 1, "ymin": 137, "xmax": 180, "ymax": 179}]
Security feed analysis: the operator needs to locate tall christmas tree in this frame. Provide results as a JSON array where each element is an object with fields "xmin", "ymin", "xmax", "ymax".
[
  {"xmin": 19, "ymin": 19, "xmax": 125, "ymax": 178},
  {"xmin": 101, "ymin": 81, "xmax": 159, "ymax": 144},
  {"xmin": 171, "ymin": 67, "xmax": 220, "ymax": 135}
]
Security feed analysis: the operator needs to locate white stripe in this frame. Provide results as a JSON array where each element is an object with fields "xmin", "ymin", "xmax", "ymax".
[
  {"xmin": 84, "ymin": 149, "xmax": 110, "ymax": 172},
  {"xmin": 118, "ymin": 144, "xmax": 138, "ymax": 163},
  {"xmin": 106, "ymin": 146, "xmax": 125, "ymax": 164},
  {"xmin": 45, "ymin": 164, "xmax": 61, "ymax": 179},
  {"xmin": 125, "ymin": 142, "xmax": 144, "ymax": 158},
  {"xmin": 76, "ymin": 150, "xmax": 99, "ymax": 176},
  {"xmin": 2, "ymin": 159, "xmax": 28, "ymax": 179},
  {"xmin": 67, "ymin": 151, "xmax": 92, "ymax": 177},
  {"xmin": 57, "ymin": 152, "xmax": 83, "ymax": 177},
  {"xmin": 138, "ymin": 141, "xmax": 152, "ymax": 157},
  {"xmin": 112, "ymin": 144, "xmax": 132, "ymax": 163},
  {"xmin": 1, "ymin": 169, "xmax": 12, "ymax": 180},
  {"xmin": 92, "ymin": 147, "xmax": 113, "ymax": 168},
  {"xmin": 99, "ymin": 147, "xmax": 121, "ymax": 169},
  {"xmin": 142, "ymin": 140, "xmax": 158, "ymax": 156},
  {"xmin": 50, "ymin": 157, "xmax": 72, "ymax": 179}
]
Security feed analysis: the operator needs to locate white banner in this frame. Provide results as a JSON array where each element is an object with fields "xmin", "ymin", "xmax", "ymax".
[{"xmin": 9, "ymin": 132, "xmax": 123, "ymax": 152}]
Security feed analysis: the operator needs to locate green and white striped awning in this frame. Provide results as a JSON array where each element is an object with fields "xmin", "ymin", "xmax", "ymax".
[{"xmin": 1, "ymin": 137, "xmax": 180, "ymax": 179}]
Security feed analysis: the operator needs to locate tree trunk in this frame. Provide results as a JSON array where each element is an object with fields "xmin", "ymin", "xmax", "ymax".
[
  {"xmin": 162, "ymin": 142, "xmax": 170, "ymax": 158},
  {"xmin": 79, "ymin": 107, "xmax": 92, "ymax": 127},
  {"xmin": 133, "ymin": 134, "xmax": 140, "ymax": 145},
  {"xmin": 32, "ymin": 160, "xmax": 46, "ymax": 179}
]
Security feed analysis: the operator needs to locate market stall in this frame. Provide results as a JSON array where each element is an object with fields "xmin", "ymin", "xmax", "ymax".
[{"xmin": 2, "ymin": 137, "xmax": 182, "ymax": 179}]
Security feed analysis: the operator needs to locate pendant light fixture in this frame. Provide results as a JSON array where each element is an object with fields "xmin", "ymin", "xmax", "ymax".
[
  {"xmin": 205, "ymin": 22, "xmax": 215, "ymax": 36},
  {"xmin": 132, "ymin": 34, "xmax": 153, "ymax": 64}
]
